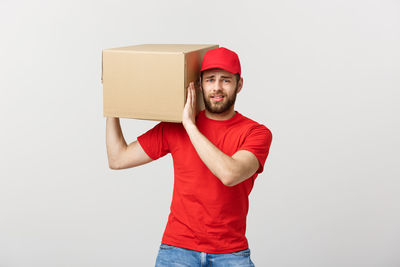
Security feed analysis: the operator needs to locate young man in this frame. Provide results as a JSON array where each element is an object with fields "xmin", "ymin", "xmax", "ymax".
[{"xmin": 106, "ymin": 47, "xmax": 272, "ymax": 266}]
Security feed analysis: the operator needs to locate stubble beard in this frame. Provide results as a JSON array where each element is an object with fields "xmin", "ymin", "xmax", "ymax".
[{"xmin": 202, "ymin": 85, "xmax": 238, "ymax": 114}]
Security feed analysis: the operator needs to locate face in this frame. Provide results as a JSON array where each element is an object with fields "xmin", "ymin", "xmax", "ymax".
[{"xmin": 201, "ymin": 69, "xmax": 242, "ymax": 114}]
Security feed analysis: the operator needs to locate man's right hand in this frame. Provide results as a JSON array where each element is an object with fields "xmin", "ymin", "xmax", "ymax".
[{"xmin": 106, "ymin": 117, "xmax": 153, "ymax": 170}]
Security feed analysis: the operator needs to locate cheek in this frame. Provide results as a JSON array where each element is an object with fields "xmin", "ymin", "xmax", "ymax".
[
  {"xmin": 224, "ymin": 84, "xmax": 236, "ymax": 94},
  {"xmin": 201, "ymin": 87, "xmax": 212, "ymax": 96}
]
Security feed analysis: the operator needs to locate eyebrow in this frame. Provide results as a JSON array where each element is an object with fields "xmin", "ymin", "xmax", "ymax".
[{"xmin": 204, "ymin": 75, "xmax": 233, "ymax": 79}]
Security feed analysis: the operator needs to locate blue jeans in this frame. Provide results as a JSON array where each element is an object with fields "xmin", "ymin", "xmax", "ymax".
[{"xmin": 155, "ymin": 243, "xmax": 255, "ymax": 267}]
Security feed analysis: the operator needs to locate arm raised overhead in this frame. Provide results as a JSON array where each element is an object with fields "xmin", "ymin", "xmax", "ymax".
[{"xmin": 106, "ymin": 117, "xmax": 153, "ymax": 170}]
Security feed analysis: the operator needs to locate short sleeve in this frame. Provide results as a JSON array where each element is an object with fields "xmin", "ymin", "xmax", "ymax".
[
  {"xmin": 238, "ymin": 125, "xmax": 272, "ymax": 174},
  {"xmin": 137, "ymin": 122, "xmax": 170, "ymax": 160}
]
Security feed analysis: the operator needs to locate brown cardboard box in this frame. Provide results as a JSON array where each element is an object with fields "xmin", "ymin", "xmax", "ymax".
[{"xmin": 102, "ymin": 44, "xmax": 219, "ymax": 122}]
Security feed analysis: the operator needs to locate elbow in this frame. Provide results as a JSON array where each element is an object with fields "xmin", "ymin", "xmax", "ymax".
[
  {"xmin": 223, "ymin": 180, "xmax": 235, "ymax": 187},
  {"xmin": 107, "ymin": 148, "xmax": 127, "ymax": 170},
  {"xmin": 108, "ymin": 158, "xmax": 121, "ymax": 170},
  {"xmin": 223, "ymin": 179, "xmax": 239, "ymax": 187},
  {"xmin": 108, "ymin": 161, "xmax": 118, "ymax": 170},
  {"xmin": 220, "ymin": 172, "xmax": 239, "ymax": 187}
]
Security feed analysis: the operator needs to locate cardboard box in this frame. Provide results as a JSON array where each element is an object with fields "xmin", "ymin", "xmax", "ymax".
[{"xmin": 102, "ymin": 44, "xmax": 219, "ymax": 122}]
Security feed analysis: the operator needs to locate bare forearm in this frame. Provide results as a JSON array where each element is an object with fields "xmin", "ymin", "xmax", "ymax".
[
  {"xmin": 106, "ymin": 117, "xmax": 127, "ymax": 165},
  {"xmin": 184, "ymin": 124, "xmax": 237, "ymax": 185}
]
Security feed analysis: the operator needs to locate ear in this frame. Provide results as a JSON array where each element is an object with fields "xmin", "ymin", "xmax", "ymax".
[{"xmin": 237, "ymin": 77, "xmax": 243, "ymax": 94}]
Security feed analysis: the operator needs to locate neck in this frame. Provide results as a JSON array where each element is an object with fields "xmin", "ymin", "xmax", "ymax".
[{"xmin": 204, "ymin": 107, "xmax": 236, "ymax": 121}]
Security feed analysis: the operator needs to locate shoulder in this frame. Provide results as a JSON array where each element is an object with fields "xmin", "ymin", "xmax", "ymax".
[
  {"xmin": 236, "ymin": 112, "xmax": 272, "ymax": 138},
  {"xmin": 138, "ymin": 121, "xmax": 185, "ymax": 140},
  {"xmin": 154, "ymin": 121, "xmax": 184, "ymax": 131}
]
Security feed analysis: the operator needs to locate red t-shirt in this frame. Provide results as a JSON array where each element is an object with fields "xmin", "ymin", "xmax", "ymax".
[{"xmin": 137, "ymin": 110, "xmax": 272, "ymax": 253}]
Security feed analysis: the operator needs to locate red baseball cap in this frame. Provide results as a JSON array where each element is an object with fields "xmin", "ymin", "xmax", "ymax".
[{"xmin": 200, "ymin": 47, "xmax": 241, "ymax": 77}]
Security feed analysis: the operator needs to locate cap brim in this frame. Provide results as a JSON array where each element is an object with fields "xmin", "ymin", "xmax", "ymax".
[{"xmin": 200, "ymin": 63, "xmax": 239, "ymax": 75}]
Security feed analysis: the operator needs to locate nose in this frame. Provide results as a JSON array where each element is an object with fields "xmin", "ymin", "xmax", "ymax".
[{"xmin": 212, "ymin": 79, "xmax": 223, "ymax": 92}]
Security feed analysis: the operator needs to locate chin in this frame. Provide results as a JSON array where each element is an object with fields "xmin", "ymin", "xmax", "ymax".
[{"xmin": 207, "ymin": 104, "xmax": 233, "ymax": 114}]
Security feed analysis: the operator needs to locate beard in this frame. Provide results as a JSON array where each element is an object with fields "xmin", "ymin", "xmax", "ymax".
[{"xmin": 202, "ymin": 85, "xmax": 238, "ymax": 114}]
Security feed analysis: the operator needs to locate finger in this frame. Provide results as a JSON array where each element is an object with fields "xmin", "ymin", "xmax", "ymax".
[
  {"xmin": 186, "ymin": 83, "xmax": 192, "ymax": 105},
  {"xmin": 191, "ymin": 83, "xmax": 195, "ymax": 108}
]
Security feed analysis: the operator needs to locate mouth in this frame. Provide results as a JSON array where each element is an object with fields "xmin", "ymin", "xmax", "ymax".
[{"xmin": 210, "ymin": 95, "xmax": 225, "ymax": 102}]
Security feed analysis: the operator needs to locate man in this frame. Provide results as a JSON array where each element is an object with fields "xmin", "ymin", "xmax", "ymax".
[{"xmin": 106, "ymin": 47, "xmax": 272, "ymax": 266}]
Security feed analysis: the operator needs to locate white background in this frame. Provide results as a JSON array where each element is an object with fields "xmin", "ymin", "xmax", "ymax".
[{"xmin": 1, "ymin": 0, "xmax": 399, "ymax": 266}]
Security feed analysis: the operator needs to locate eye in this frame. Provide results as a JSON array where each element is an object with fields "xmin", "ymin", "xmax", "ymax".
[
  {"xmin": 206, "ymin": 78, "xmax": 214, "ymax": 82},
  {"xmin": 224, "ymin": 79, "xmax": 231, "ymax": 83}
]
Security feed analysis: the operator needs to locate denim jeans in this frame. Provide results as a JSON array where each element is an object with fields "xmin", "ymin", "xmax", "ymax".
[{"xmin": 155, "ymin": 243, "xmax": 255, "ymax": 267}]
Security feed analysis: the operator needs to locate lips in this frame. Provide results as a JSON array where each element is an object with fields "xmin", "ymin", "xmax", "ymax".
[{"xmin": 210, "ymin": 95, "xmax": 225, "ymax": 102}]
